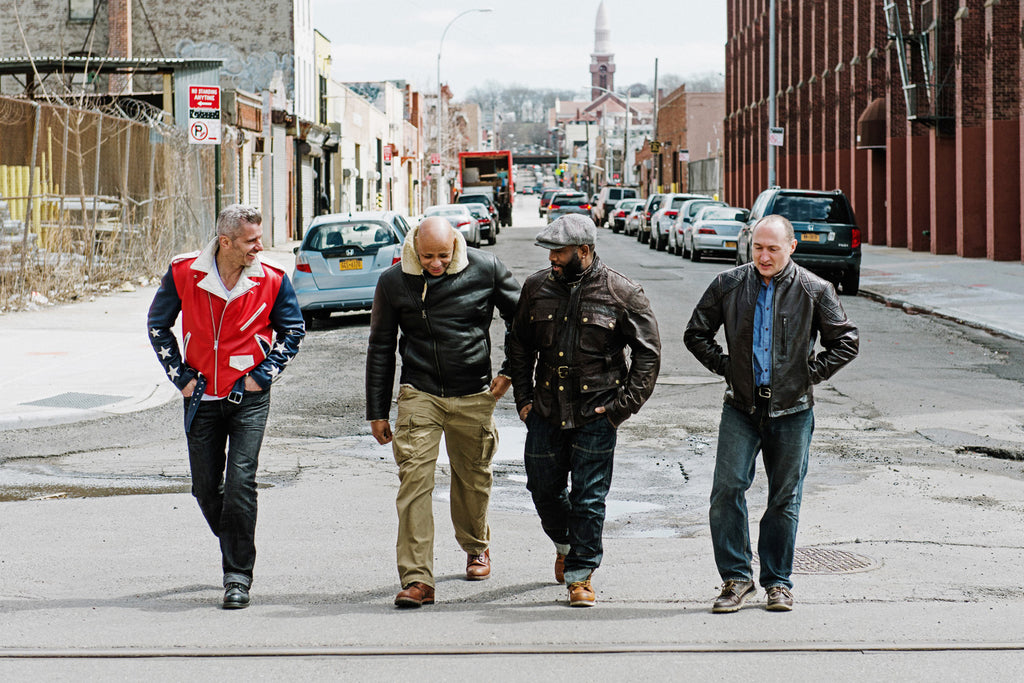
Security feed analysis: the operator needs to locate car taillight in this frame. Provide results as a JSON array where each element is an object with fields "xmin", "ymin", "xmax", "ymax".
[
  {"xmin": 457, "ymin": 220, "xmax": 470, "ymax": 227},
  {"xmin": 295, "ymin": 263, "xmax": 312, "ymax": 273},
  {"xmin": 698, "ymin": 228, "xmax": 717, "ymax": 234},
  {"xmin": 581, "ymin": 204, "xmax": 591, "ymax": 210},
  {"xmin": 615, "ymin": 210, "xmax": 625, "ymax": 218},
  {"xmin": 392, "ymin": 256, "xmax": 402, "ymax": 265},
  {"xmin": 851, "ymin": 228, "xmax": 862, "ymax": 248},
  {"xmin": 549, "ymin": 204, "xmax": 560, "ymax": 210},
  {"xmin": 665, "ymin": 210, "xmax": 678, "ymax": 218}
]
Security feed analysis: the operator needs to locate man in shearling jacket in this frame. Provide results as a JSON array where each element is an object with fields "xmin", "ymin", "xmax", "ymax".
[
  {"xmin": 147, "ymin": 204, "xmax": 304, "ymax": 610},
  {"xmin": 366, "ymin": 216, "xmax": 520, "ymax": 608},
  {"xmin": 685, "ymin": 214, "xmax": 858, "ymax": 614}
]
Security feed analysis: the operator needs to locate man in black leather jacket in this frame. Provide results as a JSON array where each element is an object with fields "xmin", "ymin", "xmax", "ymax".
[
  {"xmin": 508, "ymin": 214, "xmax": 661, "ymax": 607},
  {"xmin": 366, "ymin": 217, "xmax": 520, "ymax": 608},
  {"xmin": 685, "ymin": 214, "xmax": 858, "ymax": 614}
]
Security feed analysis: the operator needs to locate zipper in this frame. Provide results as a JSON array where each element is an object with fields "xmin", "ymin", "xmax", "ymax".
[
  {"xmin": 403, "ymin": 275, "xmax": 445, "ymax": 395},
  {"xmin": 208, "ymin": 292, "xmax": 230, "ymax": 393},
  {"xmin": 239, "ymin": 302, "xmax": 267, "ymax": 331}
]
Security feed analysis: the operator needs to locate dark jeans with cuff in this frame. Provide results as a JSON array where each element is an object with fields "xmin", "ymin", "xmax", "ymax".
[
  {"xmin": 185, "ymin": 389, "xmax": 270, "ymax": 588},
  {"xmin": 524, "ymin": 411, "xmax": 618, "ymax": 585}
]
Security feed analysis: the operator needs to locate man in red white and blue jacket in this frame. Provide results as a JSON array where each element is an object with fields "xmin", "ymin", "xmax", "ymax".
[{"xmin": 147, "ymin": 204, "xmax": 304, "ymax": 609}]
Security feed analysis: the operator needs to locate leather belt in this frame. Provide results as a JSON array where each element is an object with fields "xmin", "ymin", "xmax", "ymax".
[
  {"xmin": 184, "ymin": 375, "xmax": 247, "ymax": 433},
  {"xmin": 543, "ymin": 361, "xmax": 576, "ymax": 379}
]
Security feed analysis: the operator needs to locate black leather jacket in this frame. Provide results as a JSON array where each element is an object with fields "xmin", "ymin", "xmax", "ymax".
[
  {"xmin": 365, "ymin": 240, "xmax": 520, "ymax": 420},
  {"xmin": 684, "ymin": 261, "xmax": 859, "ymax": 417},
  {"xmin": 508, "ymin": 255, "xmax": 661, "ymax": 429}
]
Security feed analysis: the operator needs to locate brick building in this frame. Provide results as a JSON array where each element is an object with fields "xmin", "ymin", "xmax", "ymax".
[{"xmin": 726, "ymin": 0, "xmax": 1023, "ymax": 262}]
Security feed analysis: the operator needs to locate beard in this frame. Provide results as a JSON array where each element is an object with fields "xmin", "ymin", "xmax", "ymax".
[{"xmin": 554, "ymin": 251, "xmax": 585, "ymax": 282}]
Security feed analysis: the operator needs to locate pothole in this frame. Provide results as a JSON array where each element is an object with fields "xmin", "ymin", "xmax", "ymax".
[{"xmin": 955, "ymin": 445, "xmax": 1024, "ymax": 462}]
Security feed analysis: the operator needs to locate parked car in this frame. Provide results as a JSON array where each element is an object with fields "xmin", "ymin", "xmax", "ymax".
[
  {"xmin": 593, "ymin": 186, "xmax": 638, "ymax": 227},
  {"xmin": 547, "ymin": 193, "xmax": 592, "ymax": 223},
  {"xmin": 538, "ymin": 187, "xmax": 562, "ymax": 218},
  {"xmin": 610, "ymin": 198, "xmax": 642, "ymax": 233},
  {"xmin": 624, "ymin": 202, "xmax": 645, "ymax": 236},
  {"xmin": 672, "ymin": 198, "xmax": 727, "ymax": 256},
  {"xmin": 636, "ymin": 193, "xmax": 666, "ymax": 244},
  {"xmin": 650, "ymin": 193, "xmax": 711, "ymax": 251},
  {"xmin": 291, "ymin": 211, "xmax": 411, "ymax": 326},
  {"xmin": 685, "ymin": 205, "xmax": 750, "ymax": 262},
  {"xmin": 462, "ymin": 202, "xmax": 497, "ymax": 245},
  {"xmin": 736, "ymin": 187, "xmax": 862, "ymax": 295},
  {"xmin": 456, "ymin": 192, "xmax": 498, "ymax": 228},
  {"xmin": 423, "ymin": 204, "xmax": 482, "ymax": 248}
]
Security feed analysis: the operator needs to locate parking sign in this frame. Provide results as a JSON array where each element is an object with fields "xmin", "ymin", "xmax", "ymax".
[{"xmin": 188, "ymin": 85, "xmax": 221, "ymax": 145}]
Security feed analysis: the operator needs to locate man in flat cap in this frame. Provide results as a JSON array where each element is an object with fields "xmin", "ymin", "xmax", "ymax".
[{"xmin": 507, "ymin": 214, "xmax": 661, "ymax": 607}]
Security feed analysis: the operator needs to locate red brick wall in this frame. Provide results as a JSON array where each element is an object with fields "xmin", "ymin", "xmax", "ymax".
[{"xmin": 726, "ymin": 0, "xmax": 1024, "ymax": 263}]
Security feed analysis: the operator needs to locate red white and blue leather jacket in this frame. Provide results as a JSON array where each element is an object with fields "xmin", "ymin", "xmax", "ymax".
[{"xmin": 147, "ymin": 239, "xmax": 305, "ymax": 398}]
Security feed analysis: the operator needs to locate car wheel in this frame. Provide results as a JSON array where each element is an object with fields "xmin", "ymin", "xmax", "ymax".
[
  {"xmin": 840, "ymin": 269, "xmax": 860, "ymax": 296},
  {"xmin": 302, "ymin": 311, "xmax": 314, "ymax": 330},
  {"xmin": 488, "ymin": 230, "xmax": 497, "ymax": 245},
  {"xmin": 690, "ymin": 245, "xmax": 702, "ymax": 262},
  {"xmin": 611, "ymin": 223, "xmax": 620, "ymax": 234},
  {"xmin": 656, "ymin": 234, "xmax": 667, "ymax": 251},
  {"xmin": 648, "ymin": 232, "xmax": 657, "ymax": 249},
  {"xmin": 682, "ymin": 238, "xmax": 691, "ymax": 259}
]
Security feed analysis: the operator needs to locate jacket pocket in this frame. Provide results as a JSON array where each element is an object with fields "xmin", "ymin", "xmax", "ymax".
[
  {"xmin": 229, "ymin": 354, "xmax": 255, "ymax": 371},
  {"xmin": 528, "ymin": 300, "xmax": 561, "ymax": 349},
  {"xmin": 578, "ymin": 309, "xmax": 617, "ymax": 354},
  {"xmin": 239, "ymin": 302, "xmax": 268, "ymax": 332}
]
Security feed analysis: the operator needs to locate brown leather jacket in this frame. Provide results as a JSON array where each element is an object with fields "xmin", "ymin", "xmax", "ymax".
[
  {"xmin": 508, "ymin": 255, "xmax": 661, "ymax": 429},
  {"xmin": 684, "ymin": 260, "xmax": 859, "ymax": 417}
]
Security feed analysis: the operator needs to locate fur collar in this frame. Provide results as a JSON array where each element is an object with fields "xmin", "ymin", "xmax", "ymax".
[{"xmin": 400, "ymin": 222, "xmax": 469, "ymax": 276}]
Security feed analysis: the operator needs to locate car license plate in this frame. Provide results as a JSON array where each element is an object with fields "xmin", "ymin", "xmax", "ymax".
[
  {"xmin": 800, "ymin": 233, "xmax": 821, "ymax": 242},
  {"xmin": 338, "ymin": 258, "xmax": 362, "ymax": 271},
  {"xmin": 725, "ymin": 241, "xmax": 737, "ymax": 248}
]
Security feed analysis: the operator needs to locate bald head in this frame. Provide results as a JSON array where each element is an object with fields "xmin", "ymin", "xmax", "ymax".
[{"xmin": 416, "ymin": 216, "xmax": 457, "ymax": 276}]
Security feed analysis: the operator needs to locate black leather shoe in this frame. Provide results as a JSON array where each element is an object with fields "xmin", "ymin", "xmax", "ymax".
[{"xmin": 223, "ymin": 582, "xmax": 250, "ymax": 609}]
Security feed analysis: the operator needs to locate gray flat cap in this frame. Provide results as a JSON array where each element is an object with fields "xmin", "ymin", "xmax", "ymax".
[{"xmin": 535, "ymin": 214, "xmax": 597, "ymax": 249}]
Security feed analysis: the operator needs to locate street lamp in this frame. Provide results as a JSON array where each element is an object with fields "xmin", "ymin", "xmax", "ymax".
[{"xmin": 436, "ymin": 8, "xmax": 493, "ymax": 204}]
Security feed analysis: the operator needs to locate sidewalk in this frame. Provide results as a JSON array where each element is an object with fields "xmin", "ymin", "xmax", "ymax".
[
  {"xmin": 0, "ymin": 240, "xmax": 299, "ymax": 430},
  {"xmin": 0, "ymin": 242, "xmax": 1022, "ymax": 430}
]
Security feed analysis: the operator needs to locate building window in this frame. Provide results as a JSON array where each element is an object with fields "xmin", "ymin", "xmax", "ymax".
[
  {"xmin": 319, "ymin": 76, "xmax": 328, "ymax": 125},
  {"xmin": 69, "ymin": 0, "xmax": 94, "ymax": 21}
]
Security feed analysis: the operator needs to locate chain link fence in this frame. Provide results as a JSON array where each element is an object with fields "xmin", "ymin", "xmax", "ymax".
[{"xmin": 0, "ymin": 95, "xmax": 238, "ymax": 312}]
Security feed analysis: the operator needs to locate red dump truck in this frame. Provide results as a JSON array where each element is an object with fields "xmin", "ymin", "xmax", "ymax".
[{"xmin": 457, "ymin": 150, "xmax": 514, "ymax": 227}]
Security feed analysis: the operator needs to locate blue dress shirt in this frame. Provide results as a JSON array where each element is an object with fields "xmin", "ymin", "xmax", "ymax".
[{"xmin": 753, "ymin": 278, "xmax": 774, "ymax": 388}]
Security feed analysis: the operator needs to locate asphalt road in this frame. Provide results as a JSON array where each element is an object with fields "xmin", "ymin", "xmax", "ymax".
[{"xmin": 2, "ymin": 196, "xmax": 1023, "ymax": 679}]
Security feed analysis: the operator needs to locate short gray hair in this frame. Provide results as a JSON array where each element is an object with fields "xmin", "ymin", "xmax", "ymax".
[
  {"xmin": 753, "ymin": 214, "xmax": 795, "ymax": 242},
  {"xmin": 217, "ymin": 204, "xmax": 262, "ymax": 238}
]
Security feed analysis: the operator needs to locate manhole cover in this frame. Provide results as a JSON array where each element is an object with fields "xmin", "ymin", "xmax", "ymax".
[
  {"xmin": 21, "ymin": 392, "xmax": 128, "ymax": 410},
  {"xmin": 754, "ymin": 547, "xmax": 878, "ymax": 574}
]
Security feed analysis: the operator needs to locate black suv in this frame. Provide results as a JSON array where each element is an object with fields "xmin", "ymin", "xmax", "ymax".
[{"xmin": 737, "ymin": 188, "xmax": 862, "ymax": 295}]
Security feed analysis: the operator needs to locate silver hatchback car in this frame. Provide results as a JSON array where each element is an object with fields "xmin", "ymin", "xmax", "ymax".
[{"xmin": 291, "ymin": 211, "xmax": 411, "ymax": 326}]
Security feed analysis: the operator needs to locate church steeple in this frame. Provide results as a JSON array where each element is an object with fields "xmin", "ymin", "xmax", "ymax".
[{"xmin": 590, "ymin": 1, "xmax": 615, "ymax": 100}]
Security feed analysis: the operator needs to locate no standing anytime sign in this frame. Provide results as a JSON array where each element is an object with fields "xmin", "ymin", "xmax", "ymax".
[{"xmin": 188, "ymin": 85, "xmax": 221, "ymax": 145}]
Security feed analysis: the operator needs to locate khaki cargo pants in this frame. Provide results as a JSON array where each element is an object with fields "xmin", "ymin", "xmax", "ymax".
[{"xmin": 392, "ymin": 384, "xmax": 499, "ymax": 588}]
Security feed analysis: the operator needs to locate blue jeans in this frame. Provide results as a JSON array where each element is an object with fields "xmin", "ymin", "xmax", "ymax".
[
  {"xmin": 524, "ymin": 411, "xmax": 617, "ymax": 585},
  {"xmin": 709, "ymin": 403, "xmax": 813, "ymax": 589},
  {"xmin": 185, "ymin": 389, "xmax": 270, "ymax": 588}
]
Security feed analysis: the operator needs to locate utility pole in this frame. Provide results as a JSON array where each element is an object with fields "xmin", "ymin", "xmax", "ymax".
[
  {"xmin": 652, "ymin": 58, "xmax": 660, "ymax": 193},
  {"xmin": 767, "ymin": 0, "xmax": 777, "ymax": 188}
]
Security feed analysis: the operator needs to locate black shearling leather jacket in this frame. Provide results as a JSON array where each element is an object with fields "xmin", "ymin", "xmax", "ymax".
[
  {"xmin": 365, "ymin": 232, "xmax": 520, "ymax": 420},
  {"xmin": 684, "ymin": 260, "xmax": 859, "ymax": 417},
  {"xmin": 508, "ymin": 255, "xmax": 661, "ymax": 429}
]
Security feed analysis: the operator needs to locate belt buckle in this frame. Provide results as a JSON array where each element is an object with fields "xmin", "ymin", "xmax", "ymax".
[
  {"xmin": 557, "ymin": 366, "xmax": 570, "ymax": 379},
  {"xmin": 757, "ymin": 386, "xmax": 772, "ymax": 399},
  {"xmin": 227, "ymin": 389, "xmax": 244, "ymax": 404}
]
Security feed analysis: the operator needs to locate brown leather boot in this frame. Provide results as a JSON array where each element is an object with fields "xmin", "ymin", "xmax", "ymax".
[
  {"xmin": 554, "ymin": 552, "xmax": 566, "ymax": 584},
  {"xmin": 568, "ymin": 575, "xmax": 595, "ymax": 607},
  {"xmin": 395, "ymin": 582, "xmax": 435, "ymax": 608},
  {"xmin": 466, "ymin": 549, "xmax": 491, "ymax": 580}
]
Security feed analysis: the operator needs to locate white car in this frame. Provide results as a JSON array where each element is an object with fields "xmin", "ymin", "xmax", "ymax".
[
  {"xmin": 675, "ymin": 199, "xmax": 727, "ymax": 257},
  {"xmin": 422, "ymin": 204, "xmax": 481, "ymax": 248},
  {"xmin": 650, "ymin": 193, "xmax": 711, "ymax": 252},
  {"xmin": 686, "ymin": 206, "xmax": 749, "ymax": 262}
]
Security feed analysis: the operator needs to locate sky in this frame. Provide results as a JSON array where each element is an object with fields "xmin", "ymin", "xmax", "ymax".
[{"xmin": 312, "ymin": 0, "xmax": 727, "ymax": 98}]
